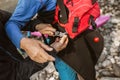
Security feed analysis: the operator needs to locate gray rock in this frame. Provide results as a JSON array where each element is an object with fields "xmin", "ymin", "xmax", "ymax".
[
  {"xmin": 100, "ymin": 70, "xmax": 114, "ymax": 77},
  {"xmin": 100, "ymin": 77, "xmax": 120, "ymax": 80},
  {"xmin": 113, "ymin": 64, "xmax": 120, "ymax": 77},
  {"xmin": 102, "ymin": 60, "xmax": 112, "ymax": 68}
]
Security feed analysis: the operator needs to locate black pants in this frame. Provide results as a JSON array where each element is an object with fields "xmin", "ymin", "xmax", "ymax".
[
  {"xmin": 0, "ymin": 48, "xmax": 48, "ymax": 80},
  {"xmin": 0, "ymin": 9, "xmax": 48, "ymax": 80}
]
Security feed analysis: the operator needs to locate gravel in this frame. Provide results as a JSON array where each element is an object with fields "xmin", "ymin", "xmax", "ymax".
[{"xmin": 96, "ymin": 0, "xmax": 120, "ymax": 80}]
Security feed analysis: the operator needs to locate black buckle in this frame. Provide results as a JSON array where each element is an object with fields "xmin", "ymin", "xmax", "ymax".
[
  {"xmin": 72, "ymin": 17, "xmax": 79, "ymax": 33},
  {"xmin": 54, "ymin": 31, "xmax": 67, "ymax": 37},
  {"xmin": 90, "ymin": 16, "xmax": 97, "ymax": 30}
]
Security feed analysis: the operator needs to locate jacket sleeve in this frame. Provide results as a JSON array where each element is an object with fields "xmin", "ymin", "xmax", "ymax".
[
  {"xmin": 5, "ymin": 0, "xmax": 42, "ymax": 48},
  {"xmin": 22, "ymin": 10, "xmax": 55, "ymax": 32}
]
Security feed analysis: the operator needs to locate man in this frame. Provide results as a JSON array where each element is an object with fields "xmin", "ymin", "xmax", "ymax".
[
  {"xmin": 0, "ymin": 9, "xmax": 69, "ymax": 80},
  {"xmin": 4, "ymin": 0, "xmax": 77, "ymax": 80}
]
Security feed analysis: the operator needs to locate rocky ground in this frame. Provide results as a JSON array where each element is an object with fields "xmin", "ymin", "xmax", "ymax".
[
  {"xmin": 0, "ymin": 0, "xmax": 17, "ymax": 12},
  {"xmin": 96, "ymin": 0, "xmax": 120, "ymax": 80},
  {"xmin": 0, "ymin": 0, "xmax": 120, "ymax": 80}
]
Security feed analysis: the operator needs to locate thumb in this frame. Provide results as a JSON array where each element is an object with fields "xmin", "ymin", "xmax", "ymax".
[{"xmin": 59, "ymin": 35, "xmax": 67, "ymax": 44}]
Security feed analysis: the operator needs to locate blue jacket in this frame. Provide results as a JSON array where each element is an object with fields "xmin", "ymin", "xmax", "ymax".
[{"xmin": 5, "ymin": 0, "xmax": 56, "ymax": 48}]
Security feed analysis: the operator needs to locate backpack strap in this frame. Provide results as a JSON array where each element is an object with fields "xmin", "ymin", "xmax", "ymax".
[
  {"xmin": 57, "ymin": 0, "xmax": 79, "ymax": 33},
  {"xmin": 92, "ymin": 0, "xmax": 97, "ymax": 4},
  {"xmin": 72, "ymin": 17, "xmax": 79, "ymax": 33},
  {"xmin": 90, "ymin": 15, "xmax": 97, "ymax": 30},
  {"xmin": 57, "ymin": 0, "xmax": 68, "ymax": 24}
]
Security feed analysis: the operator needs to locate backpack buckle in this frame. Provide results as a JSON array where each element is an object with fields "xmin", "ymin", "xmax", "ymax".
[
  {"xmin": 90, "ymin": 16, "xmax": 97, "ymax": 30},
  {"xmin": 72, "ymin": 17, "xmax": 79, "ymax": 33},
  {"xmin": 54, "ymin": 31, "xmax": 67, "ymax": 37}
]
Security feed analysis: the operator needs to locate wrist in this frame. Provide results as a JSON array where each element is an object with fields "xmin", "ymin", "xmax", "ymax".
[{"xmin": 20, "ymin": 37, "xmax": 29, "ymax": 49}]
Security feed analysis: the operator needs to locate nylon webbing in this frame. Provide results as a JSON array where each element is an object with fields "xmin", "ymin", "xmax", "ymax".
[
  {"xmin": 57, "ymin": 0, "xmax": 68, "ymax": 24},
  {"xmin": 90, "ymin": 15, "xmax": 97, "ymax": 30},
  {"xmin": 92, "ymin": 0, "xmax": 97, "ymax": 4}
]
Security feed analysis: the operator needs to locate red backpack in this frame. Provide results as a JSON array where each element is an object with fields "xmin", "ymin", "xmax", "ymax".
[{"xmin": 54, "ymin": 0, "xmax": 100, "ymax": 38}]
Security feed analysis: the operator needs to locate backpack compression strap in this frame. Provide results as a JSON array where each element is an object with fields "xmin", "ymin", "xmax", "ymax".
[
  {"xmin": 57, "ymin": 0, "xmax": 68, "ymax": 24},
  {"xmin": 92, "ymin": 0, "xmax": 97, "ymax": 4}
]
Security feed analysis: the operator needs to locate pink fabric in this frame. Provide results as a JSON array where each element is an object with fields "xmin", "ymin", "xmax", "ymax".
[
  {"xmin": 31, "ymin": 32, "xmax": 48, "ymax": 37},
  {"xmin": 89, "ymin": 15, "xmax": 110, "ymax": 29},
  {"xmin": 31, "ymin": 32, "xmax": 42, "ymax": 37}
]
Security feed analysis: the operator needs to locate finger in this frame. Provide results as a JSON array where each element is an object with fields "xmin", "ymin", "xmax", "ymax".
[
  {"xmin": 38, "ymin": 41, "xmax": 53, "ymax": 51},
  {"xmin": 34, "ymin": 56, "xmax": 48, "ymax": 63},
  {"xmin": 36, "ymin": 24, "xmax": 51, "ymax": 30},
  {"xmin": 59, "ymin": 35, "xmax": 67, "ymax": 44},
  {"xmin": 43, "ymin": 26, "xmax": 56, "ymax": 32},
  {"xmin": 27, "ymin": 47, "xmax": 48, "ymax": 63},
  {"xmin": 41, "ymin": 31, "xmax": 54, "ymax": 36},
  {"xmin": 62, "ymin": 37, "xmax": 69, "ymax": 48},
  {"xmin": 64, "ymin": 37, "xmax": 69, "ymax": 45},
  {"xmin": 47, "ymin": 24, "xmax": 56, "ymax": 32},
  {"xmin": 37, "ymin": 41, "xmax": 55, "ymax": 61},
  {"xmin": 46, "ymin": 54, "xmax": 56, "ymax": 61},
  {"xmin": 38, "ymin": 47, "xmax": 55, "ymax": 61},
  {"xmin": 35, "ymin": 57, "xmax": 47, "ymax": 63},
  {"xmin": 39, "ymin": 50, "xmax": 55, "ymax": 61}
]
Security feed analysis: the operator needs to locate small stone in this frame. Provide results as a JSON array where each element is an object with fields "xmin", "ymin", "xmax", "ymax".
[
  {"xmin": 109, "ymin": 58, "xmax": 116, "ymax": 64},
  {"xmin": 100, "ymin": 77, "xmax": 120, "ymax": 80},
  {"xmin": 113, "ymin": 64, "xmax": 120, "ymax": 77},
  {"xmin": 102, "ymin": 60, "xmax": 112, "ymax": 68},
  {"xmin": 98, "ymin": 53, "xmax": 107, "ymax": 62},
  {"xmin": 49, "ymin": 77, "xmax": 55, "ymax": 80},
  {"xmin": 100, "ymin": 70, "xmax": 113, "ymax": 77}
]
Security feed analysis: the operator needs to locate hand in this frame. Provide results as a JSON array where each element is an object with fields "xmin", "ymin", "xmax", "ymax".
[
  {"xmin": 50, "ymin": 35, "xmax": 69, "ymax": 52},
  {"xmin": 20, "ymin": 37, "xmax": 55, "ymax": 63},
  {"xmin": 35, "ymin": 23, "xmax": 56, "ymax": 36}
]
